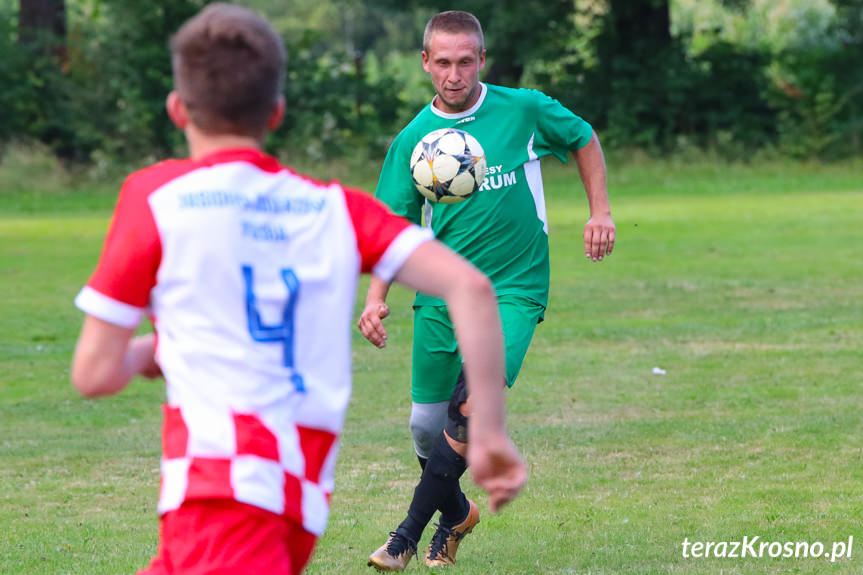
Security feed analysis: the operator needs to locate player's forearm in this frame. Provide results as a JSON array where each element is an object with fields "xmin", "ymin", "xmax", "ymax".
[
  {"xmin": 71, "ymin": 316, "xmax": 143, "ymax": 397},
  {"xmin": 392, "ymin": 242, "xmax": 508, "ymax": 434},
  {"xmin": 446, "ymin": 274, "xmax": 507, "ymax": 436},
  {"xmin": 75, "ymin": 336, "xmax": 156, "ymax": 397},
  {"xmin": 576, "ymin": 133, "xmax": 611, "ymax": 217},
  {"xmin": 72, "ymin": 349, "xmax": 133, "ymax": 397},
  {"xmin": 366, "ymin": 274, "xmax": 392, "ymax": 305}
]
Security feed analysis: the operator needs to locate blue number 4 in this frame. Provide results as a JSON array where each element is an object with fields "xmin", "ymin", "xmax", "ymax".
[{"xmin": 241, "ymin": 265, "xmax": 305, "ymax": 392}]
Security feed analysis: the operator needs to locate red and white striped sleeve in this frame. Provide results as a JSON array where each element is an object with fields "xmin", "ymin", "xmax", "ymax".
[{"xmin": 342, "ymin": 187, "xmax": 433, "ymax": 282}]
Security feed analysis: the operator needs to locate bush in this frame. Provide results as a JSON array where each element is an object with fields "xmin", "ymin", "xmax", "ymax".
[
  {"xmin": 271, "ymin": 32, "xmax": 405, "ymax": 162},
  {"xmin": 768, "ymin": 2, "xmax": 863, "ymax": 159},
  {"xmin": 1, "ymin": 0, "xmax": 861, "ymax": 165}
]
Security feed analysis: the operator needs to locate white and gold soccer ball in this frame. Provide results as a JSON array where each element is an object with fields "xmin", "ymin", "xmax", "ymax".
[{"xmin": 409, "ymin": 128, "xmax": 487, "ymax": 204}]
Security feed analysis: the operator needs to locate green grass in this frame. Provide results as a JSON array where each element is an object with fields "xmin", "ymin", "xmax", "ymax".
[{"xmin": 2, "ymin": 154, "xmax": 862, "ymax": 574}]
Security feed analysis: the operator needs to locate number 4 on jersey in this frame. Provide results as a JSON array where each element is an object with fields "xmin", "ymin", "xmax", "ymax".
[{"xmin": 241, "ymin": 265, "xmax": 305, "ymax": 392}]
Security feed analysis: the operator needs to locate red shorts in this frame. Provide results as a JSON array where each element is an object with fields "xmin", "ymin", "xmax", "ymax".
[{"xmin": 138, "ymin": 499, "xmax": 317, "ymax": 575}]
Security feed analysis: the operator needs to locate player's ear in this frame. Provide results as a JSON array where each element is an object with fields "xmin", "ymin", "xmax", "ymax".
[
  {"xmin": 422, "ymin": 51, "xmax": 431, "ymax": 73},
  {"xmin": 166, "ymin": 91, "xmax": 188, "ymax": 130},
  {"xmin": 479, "ymin": 49, "xmax": 486, "ymax": 71},
  {"xmin": 266, "ymin": 95, "xmax": 286, "ymax": 131}
]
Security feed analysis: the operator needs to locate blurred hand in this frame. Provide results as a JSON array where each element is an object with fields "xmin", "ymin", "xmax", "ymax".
[
  {"xmin": 357, "ymin": 301, "xmax": 390, "ymax": 348},
  {"xmin": 130, "ymin": 333, "xmax": 163, "ymax": 379},
  {"xmin": 468, "ymin": 435, "xmax": 527, "ymax": 513},
  {"xmin": 584, "ymin": 214, "xmax": 615, "ymax": 262}
]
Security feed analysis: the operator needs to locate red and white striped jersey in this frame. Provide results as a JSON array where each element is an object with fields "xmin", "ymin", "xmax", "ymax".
[{"xmin": 75, "ymin": 148, "xmax": 431, "ymax": 535}]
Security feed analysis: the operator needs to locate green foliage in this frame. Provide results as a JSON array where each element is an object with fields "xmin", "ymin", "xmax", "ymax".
[
  {"xmin": 1, "ymin": 0, "xmax": 862, "ymax": 164},
  {"xmin": 541, "ymin": 0, "xmax": 863, "ymax": 159},
  {"xmin": 269, "ymin": 29, "xmax": 405, "ymax": 162},
  {"xmin": 0, "ymin": 0, "xmax": 208, "ymax": 162},
  {"xmin": 80, "ymin": 1, "xmax": 209, "ymax": 159},
  {"xmin": 0, "ymin": 8, "xmax": 24, "ymax": 144},
  {"xmin": 0, "ymin": 0, "xmax": 408, "ymax": 166},
  {"xmin": 686, "ymin": 42, "xmax": 776, "ymax": 152},
  {"xmin": 0, "ymin": 2, "xmax": 80, "ymax": 159},
  {"xmin": 771, "ymin": 52, "xmax": 842, "ymax": 158},
  {"xmin": 767, "ymin": 0, "xmax": 863, "ymax": 157}
]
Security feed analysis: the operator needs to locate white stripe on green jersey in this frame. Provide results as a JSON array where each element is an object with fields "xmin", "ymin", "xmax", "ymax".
[{"xmin": 376, "ymin": 83, "xmax": 593, "ymax": 308}]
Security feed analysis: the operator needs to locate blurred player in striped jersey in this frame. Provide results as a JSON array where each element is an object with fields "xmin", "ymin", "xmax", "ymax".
[{"xmin": 70, "ymin": 4, "xmax": 525, "ymax": 574}]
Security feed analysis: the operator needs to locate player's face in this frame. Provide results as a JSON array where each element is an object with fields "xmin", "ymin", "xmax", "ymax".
[{"xmin": 422, "ymin": 31, "xmax": 486, "ymax": 114}]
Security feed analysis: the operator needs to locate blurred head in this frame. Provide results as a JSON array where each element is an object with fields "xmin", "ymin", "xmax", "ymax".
[
  {"xmin": 169, "ymin": 3, "xmax": 286, "ymax": 138},
  {"xmin": 422, "ymin": 11, "xmax": 486, "ymax": 114}
]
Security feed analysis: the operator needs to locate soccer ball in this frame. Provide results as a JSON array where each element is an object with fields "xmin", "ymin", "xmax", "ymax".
[{"xmin": 410, "ymin": 128, "xmax": 487, "ymax": 204}]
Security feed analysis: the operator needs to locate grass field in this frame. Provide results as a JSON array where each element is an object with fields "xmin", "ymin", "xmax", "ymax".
[{"xmin": 1, "ymin": 153, "xmax": 862, "ymax": 574}]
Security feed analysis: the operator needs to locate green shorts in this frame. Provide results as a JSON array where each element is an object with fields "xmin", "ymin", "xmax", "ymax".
[{"xmin": 410, "ymin": 295, "xmax": 545, "ymax": 404}]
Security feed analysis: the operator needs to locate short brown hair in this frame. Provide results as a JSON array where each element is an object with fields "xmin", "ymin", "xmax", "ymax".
[
  {"xmin": 170, "ymin": 3, "xmax": 286, "ymax": 137},
  {"xmin": 423, "ymin": 10, "xmax": 484, "ymax": 53}
]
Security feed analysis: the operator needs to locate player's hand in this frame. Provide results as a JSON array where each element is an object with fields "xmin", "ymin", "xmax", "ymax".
[
  {"xmin": 357, "ymin": 301, "xmax": 390, "ymax": 348},
  {"xmin": 129, "ymin": 334, "xmax": 163, "ymax": 379},
  {"xmin": 140, "ymin": 360, "xmax": 164, "ymax": 379},
  {"xmin": 584, "ymin": 213, "xmax": 615, "ymax": 262},
  {"xmin": 468, "ymin": 435, "xmax": 527, "ymax": 513}
]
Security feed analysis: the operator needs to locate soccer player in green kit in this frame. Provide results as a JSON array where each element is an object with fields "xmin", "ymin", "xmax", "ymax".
[{"xmin": 359, "ymin": 10, "xmax": 615, "ymax": 571}]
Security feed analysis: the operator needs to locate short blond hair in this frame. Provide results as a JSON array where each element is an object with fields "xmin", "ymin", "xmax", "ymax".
[{"xmin": 423, "ymin": 11, "xmax": 484, "ymax": 53}]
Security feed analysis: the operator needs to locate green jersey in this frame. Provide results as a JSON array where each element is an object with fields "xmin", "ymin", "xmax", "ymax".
[{"xmin": 376, "ymin": 83, "xmax": 593, "ymax": 308}]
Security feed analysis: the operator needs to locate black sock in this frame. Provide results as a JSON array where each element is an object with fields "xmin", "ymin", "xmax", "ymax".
[
  {"xmin": 396, "ymin": 433, "xmax": 467, "ymax": 544},
  {"xmin": 439, "ymin": 487, "xmax": 470, "ymax": 528}
]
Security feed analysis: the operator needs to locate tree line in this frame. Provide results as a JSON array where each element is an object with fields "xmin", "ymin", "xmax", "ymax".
[{"xmin": 2, "ymin": 0, "xmax": 861, "ymax": 166}]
